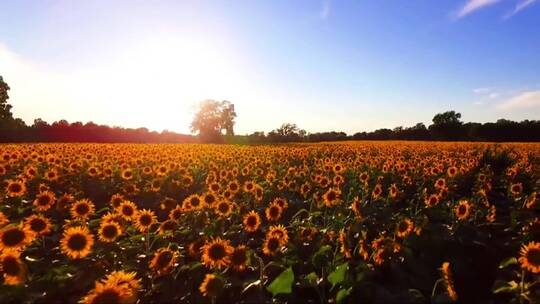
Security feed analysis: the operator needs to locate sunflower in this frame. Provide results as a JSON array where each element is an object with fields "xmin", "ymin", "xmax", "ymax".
[
  {"xmin": 158, "ymin": 219, "xmax": 177, "ymax": 236},
  {"xmin": 70, "ymin": 199, "xmax": 95, "ymax": 220},
  {"xmin": 388, "ymin": 184, "xmax": 399, "ymax": 199},
  {"xmin": 447, "ymin": 166, "xmax": 458, "ymax": 177},
  {"xmin": 0, "ymin": 225, "xmax": 34, "ymax": 251},
  {"xmin": 322, "ymin": 188, "xmax": 341, "ymax": 207},
  {"xmin": 159, "ymin": 197, "xmax": 177, "ymax": 211},
  {"xmin": 262, "ymin": 235, "xmax": 282, "ymax": 256},
  {"xmin": 117, "ymin": 200, "xmax": 138, "ymax": 221},
  {"xmin": 254, "ymin": 185, "xmax": 264, "ymax": 201},
  {"xmin": 6, "ymin": 180, "xmax": 26, "ymax": 197},
  {"xmin": 243, "ymin": 181, "xmax": 255, "ymax": 193},
  {"xmin": 33, "ymin": 191, "xmax": 56, "ymax": 212},
  {"xmin": 188, "ymin": 238, "xmax": 206, "ymax": 258},
  {"xmin": 510, "ymin": 183, "xmax": 523, "ymax": 197},
  {"xmin": 133, "ymin": 209, "xmax": 156, "ymax": 233},
  {"xmin": 199, "ymin": 274, "xmax": 223, "ymax": 298},
  {"xmin": 435, "ymin": 178, "xmax": 446, "ymax": 189},
  {"xmin": 81, "ymin": 281, "xmax": 134, "ymax": 304},
  {"xmin": 0, "ymin": 211, "xmax": 9, "ymax": 227},
  {"xmin": 103, "ymin": 270, "xmax": 140, "ymax": 293},
  {"xmin": 168, "ymin": 205, "xmax": 183, "ymax": 222},
  {"xmin": 273, "ymin": 197, "xmax": 288, "ymax": 210},
  {"xmin": 44, "ymin": 168, "xmax": 59, "ymax": 182},
  {"xmin": 455, "ymin": 200, "xmax": 471, "ymax": 221},
  {"xmin": 519, "ymin": 242, "xmax": 540, "ymax": 273},
  {"xmin": 351, "ymin": 196, "xmax": 362, "ymax": 218},
  {"xmin": 110, "ymin": 193, "xmax": 125, "ymax": 209},
  {"xmin": 149, "ymin": 247, "xmax": 178, "ymax": 275},
  {"xmin": 265, "ymin": 202, "xmax": 283, "ymax": 222},
  {"xmin": 98, "ymin": 221, "xmax": 122, "ymax": 243},
  {"xmin": 121, "ymin": 168, "xmax": 134, "ymax": 180},
  {"xmin": 0, "ymin": 249, "xmax": 26, "ymax": 285},
  {"xmin": 525, "ymin": 192, "xmax": 537, "ymax": 209},
  {"xmin": 425, "ymin": 194, "xmax": 439, "ymax": 207},
  {"xmin": 230, "ymin": 245, "xmax": 249, "ymax": 272},
  {"xmin": 202, "ymin": 192, "xmax": 217, "ymax": 208},
  {"xmin": 267, "ymin": 224, "xmax": 289, "ymax": 245},
  {"xmin": 24, "ymin": 214, "xmax": 52, "ymax": 236},
  {"xmin": 371, "ymin": 184, "xmax": 383, "ymax": 200},
  {"xmin": 183, "ymin": 194, "xmax": 202, "ymax": 211},
  {"xmin": 338, "ymin": 230, "xmax": 352, "ymax": 258},
  {"xmin": 201, "ymin": 237, "xmax": 233, "ymax": 269},
  {"xmin": 215, "ymin": 200, "xmax": 234, "ymax": 218},
  {"xmin": 396, "ymin": 219, "xmax": 414, "ymax": 238},
  {"xmin": 243, "ymin": 211, "xmax": 261, "ymax": 233},
  {"xmin": 440, "ymin": 262, "xmax": 458, "ymax": 301},
  {"xmin": 60, "ymin": 226, "xmax": 94, "ymax": 259},
  {"xmin": 56, "ymin": 193, "xmax": 75, "ymax": 212}
]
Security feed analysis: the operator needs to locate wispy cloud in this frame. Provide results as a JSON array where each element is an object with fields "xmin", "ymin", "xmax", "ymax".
[
  {"xmin": 319, "ymin": 0, "xmax": 331, "ymax": 20},
  {"xmin": 456, "ymin": 0, "xmax": 500, "ymax": 18},
  {"xmin": 496, "ymin": 90, "xmax": 540, "ymax": 110},
  {"xmin": 504, "ymin": 0, "xmax": 537, "ymax": 19}
]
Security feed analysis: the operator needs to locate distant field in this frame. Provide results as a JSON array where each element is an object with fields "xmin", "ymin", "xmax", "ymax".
[{"xmin": 0, "ymin": 142, "xmax": 539, "ymax": 303}]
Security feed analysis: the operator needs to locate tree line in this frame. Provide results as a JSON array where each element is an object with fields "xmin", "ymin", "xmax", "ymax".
[{"xmin": 1, "ymin": 76, "xmax": 539, "ymax": 143}]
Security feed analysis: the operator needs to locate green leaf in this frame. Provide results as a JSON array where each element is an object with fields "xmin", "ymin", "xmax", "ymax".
[
  {"xmin": 336, "ymin": 287, "xmax": 352, "ymax": 304},
  {"xmin": 305, "ymin": 272, "xmax": 318, "ymax": 285},
  {"xmin": 499, "ymin": 257, "xmax": 518, "ymax": 269},
  {"xmin": 312, "ymin": 245, "xmax": 332, "ymax": 268},
  {"xmin": 492, "ymin": 280, "xmax": 519, "ymax": 294},
  {"xmin": 267, "ymin": 267, "xmax": 294, "ymax": 296},
  {"xmin": 328, "ymin": 262, "xmax": 348, "ymax": 288}
]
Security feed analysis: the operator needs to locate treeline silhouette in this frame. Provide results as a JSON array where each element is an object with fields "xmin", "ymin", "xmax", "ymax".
[{"xmin": 1, "ymin": 76, "xmax": 539, "ymax": 143}]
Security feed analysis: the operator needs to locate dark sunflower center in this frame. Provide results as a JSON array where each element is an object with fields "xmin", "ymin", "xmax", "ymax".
[
  {"xmin": 398, "ymin": 222, "xmax": 409, "ymax": 232},
  {"xmin": 67, "ymin": 233, "xmax": 87, "ymax": 251},
  {"xmin": 231, "ymin": 250, "xmax": 246, "ymax": 265},
  {"xmin": 218, "ymin": 203, "xmax": 229, "ymax": 213},
  {"xmin": 2, "ymin": 229, "xmax": 25, "ymax": 247},
  {"xmin": 327, "ymin": 192, "xmax": 336, "ymax": 201},
  {"xmin": 102, "ymin": 225, "xmax": 118, "ymax": 238},
  {"xmin": 208, "ymin": 244, "xmax": 226, "ymax": 260},
  {"xmin": 91, "ymin": 289, "xmax": 121, "ymax": 304},
  {"xmin": 30, "ymin": 219, "xmax": 47, "ymax": 232},
  {"xmin": 76, "ymin": 204, "xmax": 89, "ymax": 215},
  {"xmin": 8, "ymin": 183, "xmax": 22, "ymax": 193},
  {"xmin": 458, "ymin": 205, "xmax": 467, "ymax": 215},
  {"xmin": 122, "ymin": 206, "xmax": 134, "ymax": 216},
  {"xmin": 156, "ymin": 251, "xmax": 173, "ymax": 268},
  {"xmin": 191, "ymin": 198, "xmax": 201, "ymax": 207},
  {"xmin": 139, "ymin": 215, "xmax": 152, "ymax": 226},
  {"xmin": 526, "ymin": 248, "xmax": 540, "ymax": 266},
  {"xmin": 246, "ymin": 216, "xmax": 257, "ymax": 226},
  {"xmin": 269, "ymin": 207, "xmax": 279, "ymax": 218},
  {"xmin": 267, "ymin": 238, "xmax": 280, "ymax": 251},
  {"xmin": 2, "ymin": 256, "xmax": 20, "ymax": 276},
  {"xmin": 38, "ymin": 196, "xmax": 51, "ymax": 206}
]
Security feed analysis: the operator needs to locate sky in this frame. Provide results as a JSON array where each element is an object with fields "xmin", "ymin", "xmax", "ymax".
[{"xmin": 0, "ymin": 0, "xmax": 539, "ymax": 135}]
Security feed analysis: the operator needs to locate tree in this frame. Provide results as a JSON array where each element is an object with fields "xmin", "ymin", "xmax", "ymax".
[
  {"xmin": 429, "ymin": 110, "xmax": 464, "ymax": 140},
  {"xmin": 0, "ymin": 76, "xmax": 12, "ymax": 121},
  {"xmin": 190, "ymin": 100, "xmax": 237, "ymax": 143},
  {"xmin": 267, "ymin": 123, "xmax": 306, "ymax": 142}
]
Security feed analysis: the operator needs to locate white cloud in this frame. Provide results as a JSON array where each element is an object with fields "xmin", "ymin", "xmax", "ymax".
[
  {"xmin": 504, "ymin": 0, "xmax": 537, "ymax": 19},
  {"xmin": 473, "ymin": 87, "xmax": 493, "ymax": 94},
  {"xmin": 496, "ymin": 90, "xmax": 540, "ymax": 110},
  {"xmin": 456, "ymin": 0, "xmax": 500, "ymax": 18}
]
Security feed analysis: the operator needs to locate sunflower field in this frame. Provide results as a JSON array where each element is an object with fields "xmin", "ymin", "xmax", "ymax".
[{"xmin": 0, "ymin": 142, "xmax": 539, "ymax": 304}]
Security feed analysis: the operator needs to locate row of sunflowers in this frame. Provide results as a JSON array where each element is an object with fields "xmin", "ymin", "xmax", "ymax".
[{"xmin": 0, "ymin": 142, "xmax": 539, "ymax": 303}]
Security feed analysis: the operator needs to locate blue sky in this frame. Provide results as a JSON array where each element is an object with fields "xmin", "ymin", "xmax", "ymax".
[{"xmin": 1, "ymin": 0, "xmax": 539, "ymax": 134}]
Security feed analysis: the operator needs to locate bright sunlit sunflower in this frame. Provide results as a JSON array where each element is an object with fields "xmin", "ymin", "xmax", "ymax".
[
  {"xmin": 81, "ymin": 281, "xmax": 134, "ymax": 304},
  {"xmin": 455, "ymin": 200, "xmax": 471, "ymax": 221},
  {"xmin": 33, "ymin": 191, "xmax": 56, "ymax": 212},
  {"xmin": 98, "ymin": 221, "xmax": 123, "ymax": 243},
  {"xmin": 70, "ymin": 199, "xmax": 95, "ymax": 220},
  {"xmin": 268, "ymin": 224, "xmax": 289, "ymax": 245},
  {"xmin": 199, "ymin": 273, "xmax": 223, "ymax": 298},
  {"xmin": 24, "ymin": 214, "xmax": 52, "ymax": 236},
  {"xmin": 519, "ymin": 242, "xmax": 540, "ymax": 273},
  {"xmin": 117, "ymin": 200, "xmax": 138, "ymax": 221},
  {"xmin": 396, "ymin": 218, "xmax": 414, "ymax": 238},
  {"xmin": 6, "ymin": 179, "xmax": 26, "ymax": 197},
  {"xmin": 0, "ymin": 225, "xmax": 34, "ymax": 251},
  {"xmin": 262, "ymin": 235, "xmax": 281, "ymax": 256},
  {"xmin": 265, "ymin": 202, "xmax": 283, "ymax": 222},
  {"xmin": 60, "ymin": 226, "xmax": 94, "ymax": 259},
  {"xmin": 134, "ymin": 209, "xmax": 157, "ymax": 233},
  {"xmin": 214, "ymin": 200, "xmax": 234, "ymax": 217},
  {"xmin": 201, "ymin": 237, "xmax": 233, "ymax": 269},
  {"xmin": 149, "ymin": 247, "xmax": 178, "ymax": 275},
  {"xmin": 0, "ymin": 249, "xmax": 26, "ymax": 285},
  {"xmin": 243, "ymin": 211, "xmax": 261, "ymax": 233}
]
